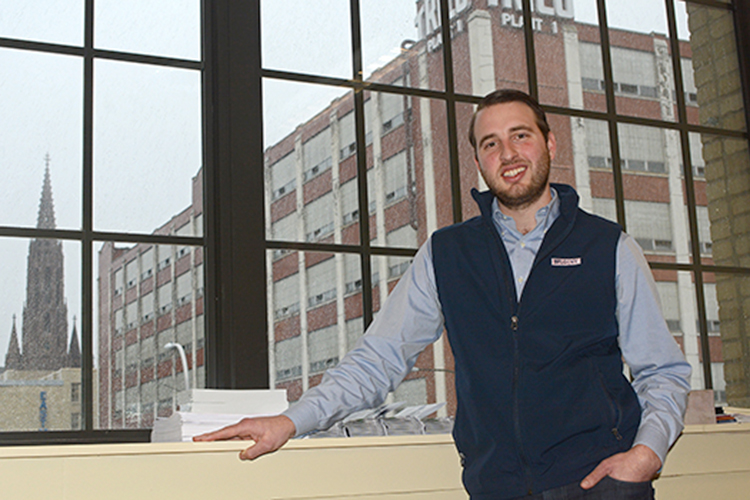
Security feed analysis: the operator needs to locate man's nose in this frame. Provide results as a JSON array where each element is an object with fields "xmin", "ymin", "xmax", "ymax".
[{"xmin": 499, "ymin": 141, "xmax": 517, "ymax": 161}]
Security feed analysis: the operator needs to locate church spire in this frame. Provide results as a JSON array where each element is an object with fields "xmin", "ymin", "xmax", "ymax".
[
  {"xmin": 67, "ymin": 317, "xmax": 81, "ymax": 368},
  {"xmin": 36, "ymin": 154, "xmax": 56, "ymax": 230},
  {"xmin": 21, "ymin": 160, "xmax": 69, "ymax": 371},
  {"xmin": 5, "ymin": 315, "xmax": 23, "ymax": 370}
]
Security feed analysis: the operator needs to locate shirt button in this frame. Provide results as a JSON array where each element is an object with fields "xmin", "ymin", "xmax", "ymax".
[
  {"xmin": 520, "ymin": 242, "xmax": 526, "ymax": 248},
  {"xmin": 518, "ymin": 277, "xmax": 524, "ymax": 283}
]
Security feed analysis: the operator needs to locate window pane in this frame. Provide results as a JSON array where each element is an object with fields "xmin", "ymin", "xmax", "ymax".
[
  {"xmin": 578, "ymin": 117, "xmax": 616, "ymax": 221},
  {"xmin": 604, "ymin": 0, "xmax": 678, "ymax": 122},
  {"xmin": 452, "ymin": 2, "xmax": 529, "ymax": 97},
  {"xmin": 533, "ymin": 0, "xmax": 582, "ymax": 108},
  {"xmin": 0, "ymin": 238, "xmax": 81, "ymax": 431},
  {"xmin": 264, "ymin": 81, "xmax": 359, "ymax": 246},
  {"xmin": 93, "ymin": 60, "xmax": 202, "ymax": 234},
  {"xmin": 95, "ymin": 0, "xmax": 200, "ymax": 60},
  {"xmin": 685, "ymin": 3, "xmax": 746, "ymax": 131},
  {"xmin": 614, "ymin": 124, "xmax": 692, "ymax": 263},
  {"xmin": 361, "ymin": 0, "xmax": 444, "ymax": 91},
  {"xmin": 261, "ymin": 0, "xmax": 352, "ymax": 79},
  {"xmin": 457, "ymin": 100, "xmax": 480, "ymax": 221},
  {"xmin": 702, "ymin": 275, "xmax": 724, "ymax": 405},
  {"xmin": 96, "ymin": 241, "xmax": 205, "ymax": 429},
  {"xmin": 371, "ymin": 254, "xmax": 451, "ymax": 417},
  {"xmin": 0, "ymin": 2, "xmax": 84, "ymax": 46},
  {"xmin": 367, "ymin": 93, "xmax": 450, "ymax": 250},
  {"xmin": 0, "ymin": 49, "xmax": 82, "ymax": 230},
  {"xmin": 654, "ymin": 270, "xmax": 704, "ymax": 393},
  {"xmin": 267, "ymin": 250, "xmax": 362, "ymax": 404}
]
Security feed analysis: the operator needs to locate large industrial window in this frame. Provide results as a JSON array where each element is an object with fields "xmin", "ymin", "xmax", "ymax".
[
  {"xmin": 0, "ymin": 1, "xmax": 203, "ymax": 442},
  {"xmin": 260, "ymin": 0, "xmax": 750, "ymax": 420},
  {"xmin": 0, "ymin": 0, "xmax": 748, "ymax": 445}
]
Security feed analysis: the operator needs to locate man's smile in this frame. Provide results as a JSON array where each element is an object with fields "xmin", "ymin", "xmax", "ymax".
[{"xmin": 501, "ymin": 165, "xmax": 527, "ymax": 179}]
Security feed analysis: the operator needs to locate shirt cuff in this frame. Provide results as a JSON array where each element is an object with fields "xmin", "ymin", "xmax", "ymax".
[
  {"xmin": 282, "ymin": 401, "xmax": 320, "ymax": 437},
  {"xmin": 632, "ymin": 420, "xmax": 671, "ymax": 468}
]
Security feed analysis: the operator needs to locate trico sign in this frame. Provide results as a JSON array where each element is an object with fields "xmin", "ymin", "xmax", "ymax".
[
  {"xmin": 491, "ymin": 0, "xmax": 574, "ymax": 19},
  {"xmin": 416, "ymin": 0, "xmax": 472, "ymax": 41},
  {"xmin": 416, "ymin": 0, "xmax": 575, "ymax": 51}
]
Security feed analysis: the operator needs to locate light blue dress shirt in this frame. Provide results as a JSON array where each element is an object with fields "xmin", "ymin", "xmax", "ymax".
[{"xmin": 284, "ymin": 189, "xmax": 691, "ymax": 467}]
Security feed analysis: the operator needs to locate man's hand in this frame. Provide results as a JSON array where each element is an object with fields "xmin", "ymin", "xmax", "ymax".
[
  {"xmin": 580, "ymin": 444, "xmax": 662, "ymax": 489},
  {"xmin": 193, "ymin": 415, "xmax": 296, "ymax": 461}
]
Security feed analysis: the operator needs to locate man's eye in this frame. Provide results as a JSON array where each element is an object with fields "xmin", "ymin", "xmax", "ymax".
[{"xmin": 483, "ymin": 141, "xmax": 496, "ymax": 150}]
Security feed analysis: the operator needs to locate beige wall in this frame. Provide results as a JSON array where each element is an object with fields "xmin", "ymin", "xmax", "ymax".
[{"xmin": 0, "ymin": 425, "xmax": 748, "ymax": 499}]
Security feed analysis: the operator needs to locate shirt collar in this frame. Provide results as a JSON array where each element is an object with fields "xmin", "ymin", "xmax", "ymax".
[{"xmin": 492, "ymin": 187, "xmax": 560, "ymax": 236}]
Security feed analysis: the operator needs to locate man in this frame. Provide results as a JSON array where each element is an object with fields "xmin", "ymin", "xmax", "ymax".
[{"xmin": 196, "ymin": 90, "xmax": 691, "ymax": 499}]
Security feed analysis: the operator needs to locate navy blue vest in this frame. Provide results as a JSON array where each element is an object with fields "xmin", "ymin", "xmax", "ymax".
[{"xmin": 432, "ymin": 185, "xmax": 640, "ymax": 499}]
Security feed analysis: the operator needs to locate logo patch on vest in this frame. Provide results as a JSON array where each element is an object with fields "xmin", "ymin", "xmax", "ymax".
[{"xmin": 551, "ymin": 257, "xmax": 582, "ymax": 267}]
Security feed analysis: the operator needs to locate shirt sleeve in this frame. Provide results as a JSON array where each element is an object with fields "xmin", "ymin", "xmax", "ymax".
[
  {"xmin": 616, "ymin": 232, "xmax": 692, "ymax": 466},
  {"xmin": 283, "ymin": 238, "xmax": 445, "ymax": 436}
]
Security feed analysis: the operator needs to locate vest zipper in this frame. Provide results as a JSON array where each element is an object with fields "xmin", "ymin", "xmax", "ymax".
[
  {"xmin": 510, "ymin": 312, "xmax": 533, "ymax": 494},
  {"xmin": 484, "ymin": 215, "xmax": 534, "ymax": 493}
]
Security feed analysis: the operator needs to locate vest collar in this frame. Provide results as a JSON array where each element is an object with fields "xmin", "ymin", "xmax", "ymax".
[{"xmin": 471, "ymin": 183, "xmax": 579, "ymax": 228}]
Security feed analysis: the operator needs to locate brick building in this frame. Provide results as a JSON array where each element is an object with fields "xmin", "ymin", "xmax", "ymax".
[{"xmin": 97, "ymin": 172, "xmax": 204, "ymax": 428}]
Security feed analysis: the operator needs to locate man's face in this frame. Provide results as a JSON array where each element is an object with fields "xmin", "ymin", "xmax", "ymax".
[{"xmin": 472, "ymin": 102, "xmax": 556, "ymax": 210}]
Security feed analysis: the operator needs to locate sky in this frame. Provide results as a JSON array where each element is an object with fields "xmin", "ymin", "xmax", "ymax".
[{"xmin": 0, "ymin": 0, "xmax": 691, "ymax": 367}]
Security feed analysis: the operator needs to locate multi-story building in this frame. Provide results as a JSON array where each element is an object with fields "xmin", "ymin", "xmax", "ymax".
[{"xmin": 97, "ymin": 172, "xmax": 204, "ymax": 429}]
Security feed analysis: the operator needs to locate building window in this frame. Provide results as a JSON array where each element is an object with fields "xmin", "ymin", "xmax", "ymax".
[{"xmin": 71, "ymin": 383, "xmax": 81, "ymax": 403}]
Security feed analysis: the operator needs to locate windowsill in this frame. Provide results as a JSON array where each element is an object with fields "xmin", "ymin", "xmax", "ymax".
[
  {"xmin": 0, "ymin": 434, "xmax": 466, "ymax": 500},
  {"xmin": 0, "ymin": 427, "xmax": 749, "ymax": 499},
  {"xmin": 0, "ymin": 432, "xmax": 454, "ymax": 459}
]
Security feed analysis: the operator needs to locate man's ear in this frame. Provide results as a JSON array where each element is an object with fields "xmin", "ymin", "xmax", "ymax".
[{"xmin": 547, "ymin": 131, "xmax": 557, "ymax": 161}]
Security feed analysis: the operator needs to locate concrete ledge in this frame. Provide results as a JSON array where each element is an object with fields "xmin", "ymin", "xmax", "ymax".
[{"xmin": 0, "ymin": 424, "xmax": 748, "ymax": 499}]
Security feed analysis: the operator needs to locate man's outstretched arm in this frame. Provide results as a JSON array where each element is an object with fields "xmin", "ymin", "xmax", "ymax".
[
  {"xmin": 194, "ymin": 240, "xmax": 444, "ymax": 459},
  {"xmin": 193, "ymin": 415, "xmax": 296, "ymax": 461}
]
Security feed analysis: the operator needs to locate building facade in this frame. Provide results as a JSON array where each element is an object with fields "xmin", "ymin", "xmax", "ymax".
[{"xmin": 97, "ymin": 172, "xmax": 204, "ymax": 429}]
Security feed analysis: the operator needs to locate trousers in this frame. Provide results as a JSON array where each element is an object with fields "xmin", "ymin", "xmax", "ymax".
[{"xmin": 509, "ymin": 477, "xmax": 654, "ymax": 500}]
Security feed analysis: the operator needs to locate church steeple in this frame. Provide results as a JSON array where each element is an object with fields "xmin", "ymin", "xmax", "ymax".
[
  {"xmin": 19, "ymin": 159, "xmax": 69, "ymax": 371},
  {"xmin": 36, "ymin": 154, "xmax": 56, "ymax": 230},
  {"xmin": 5, "ymin": 316, "xmax": 22, "ymax": 370},
  {"xmin": 67, "ymin": 317, "xmax": 81, "ymax": 368}
]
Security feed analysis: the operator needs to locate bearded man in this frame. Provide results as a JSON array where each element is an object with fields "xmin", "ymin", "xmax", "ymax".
[{"xmin": 198, "ymin": 90, "xmax": 691, "ymax": 500}]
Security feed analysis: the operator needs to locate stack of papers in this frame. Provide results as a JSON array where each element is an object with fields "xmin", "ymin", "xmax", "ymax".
[{"xmin": 151, "ymin": 388, "xmax": 288, "ymax": 442}]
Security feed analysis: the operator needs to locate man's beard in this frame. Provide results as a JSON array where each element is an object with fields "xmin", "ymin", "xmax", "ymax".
[{"xmin": 484, "ymin": 151, "xmax": 551, "ymax": 210}]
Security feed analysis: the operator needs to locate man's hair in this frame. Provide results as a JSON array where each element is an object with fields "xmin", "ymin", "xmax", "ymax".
[{"xmin": 468, "ymin": 89, "xmax": 551, "ymax": 153}]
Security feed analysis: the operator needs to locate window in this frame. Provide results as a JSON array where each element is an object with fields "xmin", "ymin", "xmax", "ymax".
[
  {"xmin": 71, "ymin": 383, "xmax": 81, "ymax": 403},
  {"xmin": 0, "ymin": 0, "xmax": 748, "ymax": 445},
  {"xmin": 261, "ymin": 0, "xmax": 750, "ymax": 421}
]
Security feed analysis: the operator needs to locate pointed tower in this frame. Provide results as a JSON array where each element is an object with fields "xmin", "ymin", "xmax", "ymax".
[
  {"xmin": 67, "ymin": 317, "xmax": 81, "ymax": 368},
  {"xmin": 20, "ymin": 156, "xmax": 69, "ymax": 371},
  {"xmin": 36, "ymin": 155, "xmax": 57, "ymax": 230},
  {"xmin": 5, "ymin": 316, "xmax": 23, "ymax": 370}
]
